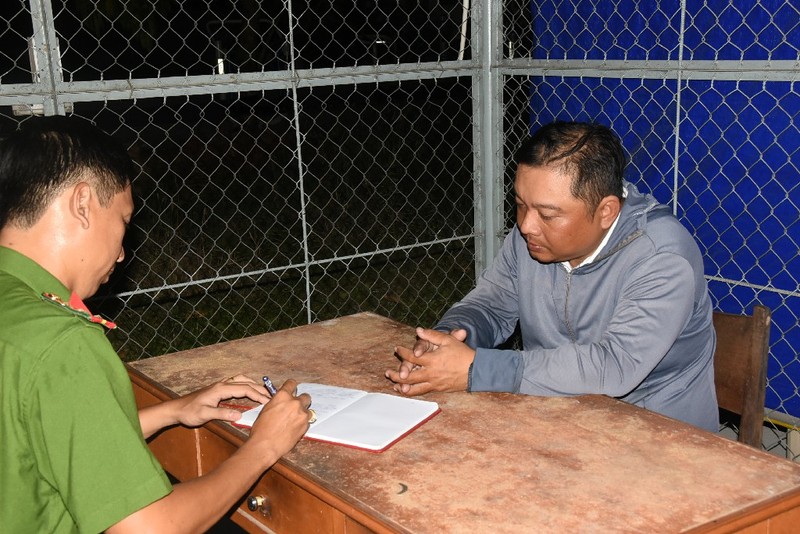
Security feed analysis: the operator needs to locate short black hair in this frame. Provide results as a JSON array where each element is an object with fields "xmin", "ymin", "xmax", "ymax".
[
  {"xmin": 515, "ymin": 121, "xmax": 626, "ymax": 212},
  {"xmin": 0, "ymin": 115, "xmax": 135, "ymax": 229}
]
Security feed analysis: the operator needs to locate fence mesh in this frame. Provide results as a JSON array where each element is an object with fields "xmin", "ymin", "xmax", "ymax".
[
  {"xmin": 1, "ymin": 0, "xmax": 799, "ymax": 458},
  {"xmin": 501, "ymin": 0, "xmax": 800, "ymax": 459}
]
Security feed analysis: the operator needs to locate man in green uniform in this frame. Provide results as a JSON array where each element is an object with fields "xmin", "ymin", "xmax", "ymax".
[{"xmin": 0, "ymin": 116, "xmax": 314, "ymax": 533}]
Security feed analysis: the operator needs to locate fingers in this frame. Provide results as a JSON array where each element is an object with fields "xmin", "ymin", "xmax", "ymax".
[
  {"xmin": 215, "ymin": 382, "xmax": 270, "ymax": 405},
  {"xmin": 223, "ymin": 374, "xmax": 256, "ymax": 384},
  {"xmin": 412, "ymin": 327, "xmax": 468, "ymax": 356},
  {"xmin": 215, "ymin": 407, "xmax": 249, "ymax": 423},
  {"xmin": 412, "ymin": 337, "xmax": 432, "ymax": 357},
  {"xmin": 394, "ymin": 345, "xmax": 420, "ymax": 378},
  {"xmin": 225, "ymin": 377, "xmax": 310, "ymax": 414},
  {"xmin": 450, "ymin": 328, "xmax": 468, "ymax": 342},
  {"xmin": 396, "ymin": 344, "xmax": 432, "ymax": 366},
  {"xmin": 391, "ymin": 380, "xmax": 434, "ymax": 396},
  {"xmin": 276, "ymin": 378, "xmax": 299, "ymax": 397},
  {"xmin": 274, "ymin": 380, "xmax": 313, "ymax": 422},
  {"xmin": 385, "ymin": 344, "xmax": 425, "ymax": 384},
  {"xmin": 415, "ymin": 327, "xmax": 454, "ymax": 347},
  {"xmin": 295, "ymin": 392, "xmax": 312, "ymax": 410},
  {"xmin": 386, "ymin": 364, "xmax": 431, "ymax": 385},
  {"xmin": 216, "ymin": 374, "xmax": 271, "ymax": 404},
  {"xmin": 244, "ymin": 380, "xmax": 313, "ymax": 464},
  {"xmin": 386, "ymin": 327, "xmax": 471, "ymax": 396},
  {"xmin": 385, "ymin": 358, "xmax": 432, "ymax": 394}
]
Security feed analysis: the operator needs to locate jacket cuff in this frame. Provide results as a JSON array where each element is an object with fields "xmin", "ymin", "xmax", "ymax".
[{"xmin": 470, "ymin": 348, "xmax": 521, "ymax": 392}]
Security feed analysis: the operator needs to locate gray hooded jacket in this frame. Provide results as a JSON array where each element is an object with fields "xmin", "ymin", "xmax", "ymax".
[{"xmin": 437, "ymin": 181, "xmax": 718, "ymax": 432}]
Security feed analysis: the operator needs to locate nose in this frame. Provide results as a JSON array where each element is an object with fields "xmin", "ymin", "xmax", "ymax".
[{"xmin": 518, "ymin": 210, "xmax": 542, "ymax": 236}]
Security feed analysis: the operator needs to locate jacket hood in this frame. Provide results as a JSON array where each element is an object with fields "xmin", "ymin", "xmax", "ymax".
[{"xmin": 574, "ymin": 180, "xmax": 670, "ymax": 273}]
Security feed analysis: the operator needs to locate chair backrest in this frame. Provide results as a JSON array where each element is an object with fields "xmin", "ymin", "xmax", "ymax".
[{"xmin": 713, "ymin": 305, "xmax": 771, "ymax": 448}]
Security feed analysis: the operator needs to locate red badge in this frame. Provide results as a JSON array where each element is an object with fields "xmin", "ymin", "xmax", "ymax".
[{"xmin": 41, "ymin": 292, "xmax": 118, "ymax": 330}]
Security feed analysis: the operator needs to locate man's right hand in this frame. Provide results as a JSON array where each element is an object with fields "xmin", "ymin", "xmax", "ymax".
[
  {"xmin": 247, "ymin": 379, "xmax": 312, "ymax": 467},
  {"xmin": 109, "ymin": 378, "xmax": 313, "ymax": 533}
]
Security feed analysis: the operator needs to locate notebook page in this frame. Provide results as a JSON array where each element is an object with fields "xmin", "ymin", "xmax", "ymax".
[
  {"xmin": 236, "ymin": 383, "xmax": 366, "ymax": 427},
  {"xmin": 297, "ymin": 383, "xmax": 367, "ymax": 425},
  {"xmin": 305, "ymin": 392, "xmax": 439, "ymax": 451}
]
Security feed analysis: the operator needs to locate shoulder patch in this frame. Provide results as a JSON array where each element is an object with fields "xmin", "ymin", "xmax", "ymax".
[{"xmin": 40, "ymin": 292, "xmax": 118, "ymax": 330}]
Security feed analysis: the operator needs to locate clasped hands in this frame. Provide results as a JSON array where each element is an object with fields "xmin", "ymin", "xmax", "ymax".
[{"xmin": 384, "ymin": 327, "xmax": 475, "ymax": 396}]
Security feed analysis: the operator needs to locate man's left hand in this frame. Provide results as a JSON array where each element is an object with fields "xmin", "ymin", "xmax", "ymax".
[{"xmin": 174, "ymin": 374, "xmax": 270, "ymax": 427}]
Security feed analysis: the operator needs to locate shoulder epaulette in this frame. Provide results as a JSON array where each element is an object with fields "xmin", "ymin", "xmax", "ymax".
[{"xmin": 40, "ymin": 292, "xmax": 118, "ymax": 330}]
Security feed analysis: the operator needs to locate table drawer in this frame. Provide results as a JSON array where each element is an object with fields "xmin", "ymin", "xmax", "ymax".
[
  {"xmin": 146, "ymin": 426, "xmax": 199, "ymax": 480},
  {"xmin": 196, "ymin": 427, "xmax": 373, "ymax": 533},
  {"xmin": 236, "ymin": 469, "xmax": 347, "ymax": 533}
]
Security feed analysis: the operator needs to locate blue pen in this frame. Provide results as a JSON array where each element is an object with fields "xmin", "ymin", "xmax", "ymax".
[{"xmin": 262, "ymin": 376, "xmax": 278, "ymax": 396}]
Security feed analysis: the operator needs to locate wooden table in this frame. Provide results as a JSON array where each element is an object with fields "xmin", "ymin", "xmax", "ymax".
[{"xmin": 128, "ymin": 312, "xmax": 800, "ymax": 533}]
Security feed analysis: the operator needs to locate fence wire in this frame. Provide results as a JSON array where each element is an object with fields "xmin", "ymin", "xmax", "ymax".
[{"xmin": 1, "ymin": 0, "xmax": 798, "ymax": 459}]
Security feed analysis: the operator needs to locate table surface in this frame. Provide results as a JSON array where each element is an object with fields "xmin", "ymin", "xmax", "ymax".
[{"xmin": 130, "ymin": 312, "xmax": 800, "ymax": 533}]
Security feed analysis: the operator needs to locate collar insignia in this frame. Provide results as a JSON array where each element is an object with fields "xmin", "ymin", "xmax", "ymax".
[{"xmin": 40, "ymin": 292, "xmax": 118, "ymax": 330}]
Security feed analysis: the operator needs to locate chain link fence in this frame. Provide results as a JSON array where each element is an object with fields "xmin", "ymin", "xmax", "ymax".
[
  {"xmin": 1, "ymin": 0, "xmax": 799, "ymax": 457},
  {"xmin": 501, "ymin": 0, "xmax": 800, "ymax": 459},
  {"xmin": 0, "ymin": 0, "xmax": 478, "ymax": 360}
]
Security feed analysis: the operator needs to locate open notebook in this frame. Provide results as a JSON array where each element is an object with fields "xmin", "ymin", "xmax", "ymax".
[{"xmin": 236, "ymin": 383, "xmax": 440, "ymax": 452}]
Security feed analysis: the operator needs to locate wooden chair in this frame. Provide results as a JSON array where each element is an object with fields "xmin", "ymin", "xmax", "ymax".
[{"xmin": 713, "ymin": 305, "xmax": 772, "ymax": 448}]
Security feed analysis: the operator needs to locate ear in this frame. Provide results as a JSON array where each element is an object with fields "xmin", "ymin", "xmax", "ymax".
[
  {"xmin": 596, "ymin": 195, "xmax": 621, "ymax": 230},
  {"xmin": 70, "ymin": 182, "xmax": 93, "ymax": 230}
]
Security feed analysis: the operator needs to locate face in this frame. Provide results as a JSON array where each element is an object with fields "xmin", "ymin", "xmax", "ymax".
[
  {"xmin": 514, "ymin": 164, "xmax": 613, "ymax": 267},
  {"xmin": 76, "ymin": 184, "xmax": 134, "ymax": 298}
]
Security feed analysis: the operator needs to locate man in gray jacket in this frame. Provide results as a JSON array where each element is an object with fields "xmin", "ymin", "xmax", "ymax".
[{"xmin": 386, "ymin": 121, "xmax": 718, "ymax": 432}]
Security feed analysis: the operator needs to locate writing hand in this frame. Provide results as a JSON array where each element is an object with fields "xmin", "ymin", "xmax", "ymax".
[
  {"xmin": 248, "ymin": 379, "xmax": 312, "ymax": 461},
  {"xmin": 385, "ymin": 327, "xmax": 473, "ymax": 396}
]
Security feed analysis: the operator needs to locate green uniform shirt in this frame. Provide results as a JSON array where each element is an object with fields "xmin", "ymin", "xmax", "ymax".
[{"xmin": 0, "ymin": 246, "xmax": 171, "ymax": 533}]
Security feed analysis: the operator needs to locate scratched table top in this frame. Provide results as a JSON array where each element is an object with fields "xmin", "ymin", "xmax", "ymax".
[{"xmin": 130, "ymin": 312, "xmax": 800, "ymax": 533}]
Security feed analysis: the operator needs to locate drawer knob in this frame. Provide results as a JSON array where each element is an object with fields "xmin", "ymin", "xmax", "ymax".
[
  {"xmin": 247, "ymin": 494, "xmax": 271, "ymax": 516},
  {"xmin": 247, "ymin": 495, "xmax": 265, "ymax": 511}
]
